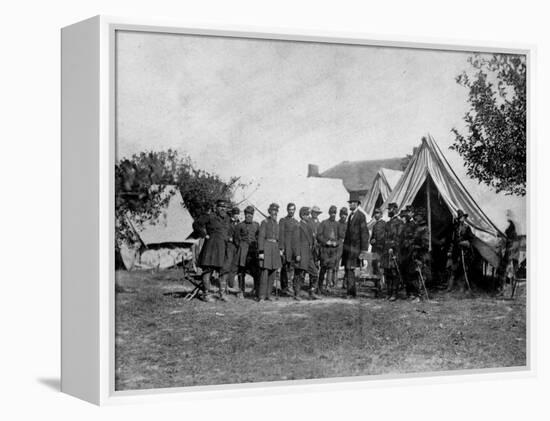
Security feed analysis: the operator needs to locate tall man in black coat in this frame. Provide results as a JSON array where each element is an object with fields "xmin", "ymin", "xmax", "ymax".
[{"xmin": 341, "ymin": 193, "xmax": 370, "ymax": 298}]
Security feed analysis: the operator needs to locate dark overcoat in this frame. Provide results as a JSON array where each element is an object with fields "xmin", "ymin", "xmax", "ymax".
[
  {"xmin": 317, "ymin": 218, "xmax": 340, "ymax": 267},
  {"xmin": 370, "ymin": 219, "xmax": 386, "ymax": 255},
  {"xmin": 221, "ymin": 221, "xmax": 239, "ymax": 274},
  {"xmin": 400, "ymin": 219, "xmax": 416, "ymax": 262},
  {"xmin": 382, "ymin": 216, "xmax": 403, "ymax": 269},
  {"xmin": 449, "ymin": 221, "xmax": 474, "ymax": 269},
  {"xmin": 279, "ymin": 216, "xmax": 299, "ymax": 261},
  {"xmin": 292, "ymin": 220, "xmax": 317, "ymax": 274},
  {"xmin": 341, "ymin": 210, "xmax": 370, "ymax": 269},
  {"xmin": 197, "ymin": 213, "xmax": 230, "ymax": 268},
  {"xmin": 234, "ymin": 220, "xmax": 260, "ymax": 267},
  {"xmin": 258, "ymin": 217, "xmax": 282, "ymax": 270}
]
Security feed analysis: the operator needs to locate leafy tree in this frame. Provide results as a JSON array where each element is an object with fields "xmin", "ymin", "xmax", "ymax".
[
  {"xmin": 115, "ymin": 149, "xmax": 242, "ymax": 244},
  {"xmin": 451, "ymin": 54, "xmax": 526, "ymax": 196}
]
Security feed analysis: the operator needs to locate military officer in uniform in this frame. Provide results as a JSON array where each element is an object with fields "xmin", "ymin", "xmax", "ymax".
[
  {"xmin": 234, "ymin": 205, "xmax": 260, "ymax": 298},
  {"xmin": 446, "ymin": 209, "xmax": 474, "ymax": 293},
  {"xmin": 257, "ymin": 203, "xmax": 283, "ymax": 301},
  {"xmin": 196, "ymin": 199, "xmax": 231, "ymax": 302},
  {"xmin": 221, "ymin": 206, "xmax": 240, "ymax": 291},
  {"xmin": 411, "ymin": 207, "xmax": 431, "ymax": 300},
  {"xmin": 341, "ymin": 193, "xmax": 369, "ymax": 298},
  {"xmin": 382, "ymin": 202, "xmax": 403, "ymax": 301},
  {"xmin": 317, "ymin": 205, "xmax": 340, "ymax": 294},
  {"xmin": 278, "ymin": 203, "xmax": 299, "ymax": 296},
  {"xmin": 292, "ymin": 206, "xmax": 318, "ymax": 300},
  {"xmin": 399, "ymin": 205, "xmax": 419, "ymax": 299},
  {"xmin": 369, "ymin": 208, "xmax": 386, "ymax": 276},
  {"xmin": 337, "ymin": 207, "xmax": 348, "ymax": 289},
  {"xmin": 310, "ymin": 205, "xmax": 322, "ymax": 287}
]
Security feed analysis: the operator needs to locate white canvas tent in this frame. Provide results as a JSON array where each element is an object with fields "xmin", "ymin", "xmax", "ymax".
[
  {"xmin": 363, "ymin": 168, "xmax": 403, "ymax": 217},
  {"xmin": 119, "ymin": 186, "xmax": 197, "ymax": 270},
  {"xmin": 381, "ymin": 134, "xmax": 504, "ymax": 267},
  {"xmin": 236, "ymin": 175, "xmax": 349, "ymax": 220}
]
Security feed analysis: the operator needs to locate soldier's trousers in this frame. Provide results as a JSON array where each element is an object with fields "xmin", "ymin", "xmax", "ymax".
[
  {"xmin": 280, "ymin": 258, "xmax": 294, "ymax": 291},
  {"xmin": 258, "ymin": 269, "xmax": 277, "ymax": 300},
  {"xmin": 294, "ymin": 268, "xmax": 318, "ymax": 297},
  {"xmin": 401, "ymin": 259, "xmax": 419, "ymax": 296},
  {"xmin": 385, "ymin": 268, "xmax": 399, "ymax": 296},
  {"xmin": 237, "ymin": 264, "xmax": 259, "ymax": 293}
]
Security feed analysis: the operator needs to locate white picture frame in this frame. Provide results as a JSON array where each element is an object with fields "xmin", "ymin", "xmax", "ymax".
[{"xmin": 61, "ymin": 15, "xmax": 534, "ymax": 405}]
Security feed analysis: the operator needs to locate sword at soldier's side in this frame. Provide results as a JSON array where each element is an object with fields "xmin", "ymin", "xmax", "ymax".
[
  {"xmin": 391, "ymin": 254, "xmax": 404, "ymax": 291},
  {"xmin": 415, "ymin": 261, "xmax": 430, "ymax": 301}
]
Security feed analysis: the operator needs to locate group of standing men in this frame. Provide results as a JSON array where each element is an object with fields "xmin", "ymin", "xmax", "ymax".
[{"xmin": 194, "ymin": 193, "xmax": 476, "ymax": 303}]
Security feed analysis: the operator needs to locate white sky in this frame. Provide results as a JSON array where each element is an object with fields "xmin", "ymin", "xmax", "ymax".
[{"xmin": 116, "ymin": 30, "xmax": 526, "ymax": 233}]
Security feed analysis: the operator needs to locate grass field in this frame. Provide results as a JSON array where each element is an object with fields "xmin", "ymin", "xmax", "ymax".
[{"xmin": 114, "ymin": 269, "xmax": 526, "ymax": 391}]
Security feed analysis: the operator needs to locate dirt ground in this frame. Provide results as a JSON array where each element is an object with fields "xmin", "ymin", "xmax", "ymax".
[{"xmin": 114, "ymin": 269, "xmax": 526, "ymax": 391}]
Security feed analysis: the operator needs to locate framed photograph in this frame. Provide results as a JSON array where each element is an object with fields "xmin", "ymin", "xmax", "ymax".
[{"xmin": 61, "ymin": 16, "xmax": 531, "ymax": 405}]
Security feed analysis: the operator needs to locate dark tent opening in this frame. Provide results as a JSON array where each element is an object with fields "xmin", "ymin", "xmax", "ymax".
[
  {"xmin": 373, "ymin": 193, "xmax": 384, "ymax": 216},
  {"xmin": 409, "ymin": 174, "xmax": 486, "ymax": 288}
]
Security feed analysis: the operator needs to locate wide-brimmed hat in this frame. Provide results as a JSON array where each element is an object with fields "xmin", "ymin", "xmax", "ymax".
[
  {"xmin": 347, "ymin": 192, "xmax": 361, "ymax": 204},
  {"xmin": 311, "ymin": 205, "xmax": 322, "ymax": 214},
  {"xmin": 268, "ymin": 203, "xmax": 280, "ymax": 212},
  {"xmin": 456, "ymin": 209, "xmax": 468, "ymax": 219}
]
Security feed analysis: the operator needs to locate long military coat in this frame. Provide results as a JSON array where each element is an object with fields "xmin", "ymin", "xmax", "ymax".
[
  {"xmin": 197, "ymin": 212, "xmax": 230, "ymax": 268},
  {"xmin": 341, "ymin": 210, "xmax": 370, "ymax": 269},
  {"xmin": 382, "ymin": 216, "xmax": 404, "ymax": 269},
  {"xmin": 370, "ymin": 219, "xmax": 386, "ymax": 255},
  {"xmin": 400, "ymin": 219, "xmax": 416, "ymax": 263},
  {"xmin": 258, "ymin": 217, "xmax": 282, "ymax": 270},
  {"xmin": 292, "ymin": 220, "xmax": 317, "ymax": 273},
  {"xmin": 234, "ymin": 220, "xmax": 260, "ymax": 267},
  {"xmin": 279, "ymin": 216, "xmax": 299, "ymax": 261},
  {"xmin": 448, "ymin": 221, "xmax": 474, "ymax": 269}
]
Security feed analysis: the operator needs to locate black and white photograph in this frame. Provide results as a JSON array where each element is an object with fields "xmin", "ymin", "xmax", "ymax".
[{"xmin": 113, "ymin": 29, "xmax": 527, "ymax": 391}]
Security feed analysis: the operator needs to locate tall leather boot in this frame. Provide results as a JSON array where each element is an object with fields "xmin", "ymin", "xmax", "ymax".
[
  {"xmin": 201, "ymin": 271, "xmax": 214, "ymax": 302},
  {"xmin": 310, "ymin": 276, "xmax": 319, "ymax": 299},
  {"xmin": 218, "ymin": 273, "xmax": 228, "ymax": 301},
  {"xmin": 293, "ymin": 271, "xmax": 303, "ymax": 300},
  {"xmin": 325, "ymin": 269, "xmax": 333, "ymax": 292},
  {"xmin": 237, "ymin": 273, "xmax": 245, "ymax": 298}
]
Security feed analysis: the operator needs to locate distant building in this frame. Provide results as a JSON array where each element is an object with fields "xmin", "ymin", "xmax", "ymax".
[{"xmin": 307, "ymin": 157, "xmax": 406, "ymax": 203}]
